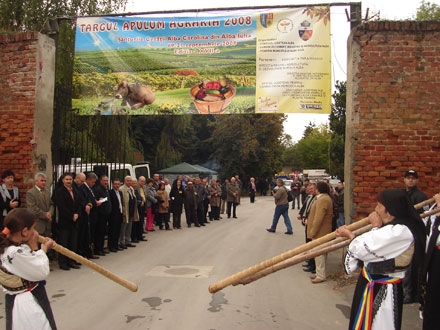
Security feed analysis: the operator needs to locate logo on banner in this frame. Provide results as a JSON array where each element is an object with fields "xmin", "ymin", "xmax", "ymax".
[
  {"xmin": 277, "ymin": 18, "xmax": 293, "ymax": 33},
  {"xmin": 298, "ymin": 20, "xmax": 313, "ymax": 41},
  {"xmin": 260, "ymin": 13, "xmax": 273, "ymax": 28}
]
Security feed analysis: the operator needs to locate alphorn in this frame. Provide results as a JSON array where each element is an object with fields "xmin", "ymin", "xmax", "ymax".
[
  {"xmin": 38, "ymin": 236, "xmax": 138, "ymax": 292},
  {"xmin": 208, "ymin": 218, "xmax": 370, "ymax": 293},
  {"xmin": 239, "ymin": 224, "xmax": 373, "ymax": 285},
  {"xmin": 208, "ymin": 195, "xmax": 437, "ymax": 294},
  {"xmin": 240, "ymin": 207, "xmax": 440, "ymax": 286}
]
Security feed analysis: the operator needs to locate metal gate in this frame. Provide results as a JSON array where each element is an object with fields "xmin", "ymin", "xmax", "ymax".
[{"xmin": 51, "ymin": 18, "xmax": 145, "ymax": 176}]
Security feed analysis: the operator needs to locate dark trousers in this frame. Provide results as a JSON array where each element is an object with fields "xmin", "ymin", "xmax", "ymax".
[
  {"xmin": 197, "ymin": 202, "xmax": 206, "ymax": 224},
  {"xmin": 211, "ymin": 206, "xmax": 220, "ymax": 219},
  {"xmin": 108, "ymin": 213, "xmax": 122, "ymax": 250},
  {"xmin": 172, "ymin": 212, "xmax": 182, "ymax": 228},
  {"xmin": 88, "ymin": 212, "xmax": 98, "ymax": 252},
  {"xmin": 58, "ymin": 224, "xmax": 79, "ymax": 267},
  {"xmin": 95, "ymin": 213, "xmax": 108, "ymax": 253},
  {"xmin": 157, "ymin": 213, "xmax": 170, "ymax": 229},
  {"xmin": 185, "ymin": 207, "xmax": 198, "ymax": 226},
  {"xmin": 131, "ymin": 220, "xmax": 143, "ymax": 240},
  {"xmin": 227, "ymin": 201, "xmax": 236, "ymax": 217},
  {"xmin": 78, "ymin": 215, "xmax": 92, "ymax": 257},
  {"xmin": 292, "ymin": 192, "xmax": 300, "ymax": 208},
  {"xmin": 204, "ymin": 199, "xmax": 210, "ymax": 219}
]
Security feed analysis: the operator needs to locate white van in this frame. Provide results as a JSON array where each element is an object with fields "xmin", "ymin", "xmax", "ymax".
[{"xmin": 54, "ymin": 160, "xmax": 150, "ymax": 185}]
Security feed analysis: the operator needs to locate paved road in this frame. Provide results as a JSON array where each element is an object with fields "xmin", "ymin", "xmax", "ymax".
[{"xmin": 0, "ymin": 196, "xmax": 422, "ymax": 329}]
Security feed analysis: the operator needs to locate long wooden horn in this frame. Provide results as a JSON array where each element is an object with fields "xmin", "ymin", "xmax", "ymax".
[
  {"xmin": 208, "ymin": 195, "xmax": 436, "ymax": 294},
  {"xmin": 238, "ymin": 224, "xmax": 373, "ymax": 285},
  {"xmin": 208, "ymin": 218, "xmax": 369, "ymax": 293},
  {"xmin": 39, "ymin": 236, "xmax": 138, "ymax": 292}
]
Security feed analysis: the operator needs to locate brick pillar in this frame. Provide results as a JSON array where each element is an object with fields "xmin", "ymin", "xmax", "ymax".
[
  {"xmin": 346, "ymin": 21, "xmax": 440, "ymax": 221},
  {"xmin": 0, "ymin": 32, "xmax": 55, "ymax": 202}
]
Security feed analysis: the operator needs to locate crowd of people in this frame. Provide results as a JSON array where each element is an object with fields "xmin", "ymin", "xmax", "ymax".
[
  {"xmin": 1, "ymin": 167, "xmax": 440, "ymax": 329},
  {"xmin": 0, "ymin": 170, "xmax": 247, "ymax": 272}
]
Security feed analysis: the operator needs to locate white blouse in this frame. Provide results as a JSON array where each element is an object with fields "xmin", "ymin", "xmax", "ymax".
[
  {"xmin": 345, "ymin": 224, "xmax": 414, "ymax": 278},
  {"xmin": 1, "ymin": 244, "xmax": 50, "ymax": 294}
]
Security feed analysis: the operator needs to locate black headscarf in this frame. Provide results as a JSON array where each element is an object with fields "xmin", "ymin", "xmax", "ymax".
[{"xmin": 376, "ymin": 189, "xmax": 426, "ymax": 299}]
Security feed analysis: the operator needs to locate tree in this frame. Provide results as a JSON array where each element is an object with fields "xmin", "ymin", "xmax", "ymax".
[
  {"xmin": 303, "ymin": 121, "xmax": 317, "ymax": 138},
  {"xmin": 328, "ymin": 81, "xmax": 346, "ymax": 179},
  {"xmin": 208, "ymin": 114, "xmax": 285, "ymax": 181},
  {"xmin": 0, "ymin": 0, "xmax": 128, "ymax": 32},
  {"xmin": 416, "ymin": 0, "xmax": 440, "ymax": 20},
  {"xmin": 294, "ymin": 125, "xmax": 331, "ymax": 170}
]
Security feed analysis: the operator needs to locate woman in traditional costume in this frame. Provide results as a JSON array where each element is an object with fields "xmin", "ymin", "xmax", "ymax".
[
  {"xmin": 0, "ymin": 208, "xmax": 57, "ymax": 330},
  {"xmin": 336, "ymin": 189, "xmax": 425, "ymax": 330},
  {"xmin": 421, "ymin": 193, "xmax": 440, "ymax": 330}
]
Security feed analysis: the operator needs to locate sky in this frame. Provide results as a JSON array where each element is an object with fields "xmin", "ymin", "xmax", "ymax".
[{"xmin": 123, "ymin": 0, "xmax": 438, "ymax": 141}]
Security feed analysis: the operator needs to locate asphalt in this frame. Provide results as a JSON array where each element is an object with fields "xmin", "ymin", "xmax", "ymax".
[{"xmin": 0, "ymin": 195, "xmax": 424, "ymax": 329}]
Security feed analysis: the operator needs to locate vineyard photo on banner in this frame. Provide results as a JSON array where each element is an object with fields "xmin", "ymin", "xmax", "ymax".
[{"xmin": 73, "ymin": 6, "xmax": 331, "ymax": 115}]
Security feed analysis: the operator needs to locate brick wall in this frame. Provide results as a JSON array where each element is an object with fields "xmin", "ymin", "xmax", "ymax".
[
  {"xmin": 346, "ymin": 21, "xmax": 440, "ymax": 220},
  {"xmin": 0, "ymin": 32, "xmax": 55, "ymax": 202}
]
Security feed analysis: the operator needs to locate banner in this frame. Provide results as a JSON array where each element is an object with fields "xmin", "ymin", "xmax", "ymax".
[{"xmin": 73, "ymin": 7, "xmax": 331, "ymax": 115}]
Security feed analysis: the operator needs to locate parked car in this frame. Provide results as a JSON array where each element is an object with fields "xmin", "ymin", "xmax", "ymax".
[{"xmin": 283, "ymin": 179, "xmax": 293, "ymax": 191}]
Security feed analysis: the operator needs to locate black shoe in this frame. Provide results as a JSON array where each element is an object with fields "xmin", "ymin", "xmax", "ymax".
[
  {"xmin": 194, "ymin": 224, "xmax": 200, "ymax": 227},
  {"xmin": 139, "ymin": 238, "xmax": 148, "ymax": 241},
  {"xmin": 200, "ymin": 223, "xmax": 205, "ymax": 226},
  {"xmin": 109, "ymin": 248, "xmax": 118, "ymax": 253},
  {"xmin": 403, "ymin": 296, "xmax": 415, "ymax": 304},
  {"xmin": 88, "ymin": 255, "xmax": 100, "ymax": 259},
  {"xmin": 68, "ymin": 263, "xmax": 81, "ymax": 269},
  {"xmin": 59, "ymin": 264, "xmax": 70, "ymax": 271},
  {"xmin": 132, "ymin": 240, "xmax": 139, "ymax": 243},
  {"xmin": 96, "ymin": 251, "xmax": 106, "ymax": 256},
  {"xmin": 119, "ymin": 245, "xmax": 127, "ymax": 249},
  {"xmin": 303, "ymin": 267, "xmax": 316, "ymax": 273},
  {"xmin": 284, "ymin": 231, "xmax": 293, "ymax": 235},
  {"xmin": 126, "ymin": 243, "xmax": 136, "ymax": 247},
  {"xmin": 266, "ymin": 228, "xmax": 275, "ymax": 233}
]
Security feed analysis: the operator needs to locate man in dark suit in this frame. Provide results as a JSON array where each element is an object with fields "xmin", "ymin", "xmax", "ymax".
[
  {"xmin": 81, "ymin": 172, "xmax": 104, "ymax": 258},
  {"xmin": 73, "ymin": 172, "xmax": 94, "ymax": 259},
  {"xmin": 108, "ymin": 178, "xmax": 123, "ymax": 252},
  {"xmin": 52, "ymin": 173, "xmax": 81, "ymax": 270},
  {"xmin": 93, "ymin": 174, "xmax": 112, "ymax": 255},
  {"xmin": 26, "ymin": 172, "xmax": 54, "ymax": 238}
]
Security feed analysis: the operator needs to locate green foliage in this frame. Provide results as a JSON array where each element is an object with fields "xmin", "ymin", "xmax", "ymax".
[
  {"xmin": 303, "ymin": 121, "xmax": 317, "ymax": 139},
  {"xmin": 294, "ymin": 126, "xmax": 330, "ymax": 170},
  {"xmin": 328, "ymin": 81, "xmax": 346, "ymax": 179},
  {"xmin": 416, "ymin": 1, "xmax": 440, "ymax": 20},
  {"xmin": 208, "ymin": 114, "xmax": 285, "ymax": 180},
  {"xmin": 0, "ymin": 0, "xmax": 128, "ymax": 32},
  {"xmin": 281, "ymin": 81, "xmax": 346, "ymax": 178}
]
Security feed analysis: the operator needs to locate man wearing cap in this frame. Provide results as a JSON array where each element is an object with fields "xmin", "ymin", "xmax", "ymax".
[
  {"xmin": 404, "ymin": 170, "xmax": 427, "ymax": 214},
  {"xmin": 402, "ymin": 169, "xmax": 428, "ymax": 304}
]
